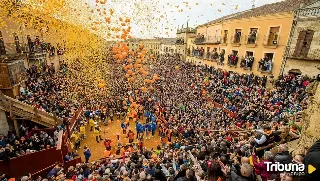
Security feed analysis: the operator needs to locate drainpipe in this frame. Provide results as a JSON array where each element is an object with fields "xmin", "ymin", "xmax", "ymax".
[{"xmin": 280, "ymin": 12, "xmax": 297, "ymax": 76}]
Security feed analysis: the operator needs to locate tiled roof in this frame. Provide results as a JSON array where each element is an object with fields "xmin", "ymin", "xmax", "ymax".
[{"xmin": 198, "ymin": 0, "xmax": 317, "ymax": 27}]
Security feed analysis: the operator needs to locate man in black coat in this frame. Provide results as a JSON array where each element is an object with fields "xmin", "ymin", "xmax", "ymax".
[
  {"xmin": 274, "ymin": 144, "xmax": 293, "ymax": 164},
  {"xmin": 301, "ymin": 140, "xmax": 320, "ymax": 181}
]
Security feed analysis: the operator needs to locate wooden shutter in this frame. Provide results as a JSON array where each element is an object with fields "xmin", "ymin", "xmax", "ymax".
[
  {"xmin": 293, "ymin": 30, "xmax": 307, "ymax": 57},
  {"xmin": 301, "ymin": 30, "xmax": 314, "ymax": 57}
]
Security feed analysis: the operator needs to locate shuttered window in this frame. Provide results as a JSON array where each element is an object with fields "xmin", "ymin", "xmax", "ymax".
[{"xmin": 293, "ymin": 30, "xmax": 314, "ymax": 57}]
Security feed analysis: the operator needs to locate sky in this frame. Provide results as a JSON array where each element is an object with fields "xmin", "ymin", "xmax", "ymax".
[{"xmin": 83, "ymin": 0, "xmax": 285, "ymax": 39}]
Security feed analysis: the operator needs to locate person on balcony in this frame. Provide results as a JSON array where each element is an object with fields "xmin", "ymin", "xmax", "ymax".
[
  {"xmin": 234, "ymin": 32, "xmax": 241, "ymax": 43},
  {"xmin": 248, "ymin": 30, "xmax": 257, "ymax": 44}
]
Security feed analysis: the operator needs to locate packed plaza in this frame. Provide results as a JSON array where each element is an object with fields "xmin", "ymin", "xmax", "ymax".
[{"xmin": 0, "ymin": 0, "xmax": 320, "ymax": 181}]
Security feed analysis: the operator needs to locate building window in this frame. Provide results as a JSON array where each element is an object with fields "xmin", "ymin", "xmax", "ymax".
[
  {"xmin": 223, "ymin": 30, "xmax": 228, "ymax": 43},
  {"xmin": 293, "ymin": 29, "xmax": 314, "ymax": 57},
  {"xmin": 258, "ymin": 53, "xmax": 274, "ymax": 72},
  {"xmin": 266, "ymin": 26, "xmax": 280, "ymax": 46},
  {"xmin": 233, "ymin": 29, "xmax": 242, "ymax": 43},
  {"xmin": 232, "ymin": 50, "xmax": 238, "ymax": 56},
  {"xmin": 240, "ymin": 51, "xmax": 254, "ymax": 70},
  {"xmin": 247, "ymin": 28, "xmax": 258, "ymax": 44},
  {"xmin": 228, "ymin": 50, "xmax": 239, "ymax": 66}
]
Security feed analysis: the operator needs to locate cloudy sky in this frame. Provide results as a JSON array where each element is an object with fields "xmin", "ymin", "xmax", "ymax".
[{"xmin": 84, "ymin": 0, "xmax": 284, "ymax": 39}]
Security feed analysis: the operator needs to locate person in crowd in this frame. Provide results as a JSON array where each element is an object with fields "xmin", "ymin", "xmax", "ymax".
[
  {"xmin": 274, "ymin": 144, "xmax": 293, "ymax": 164},
  {"xmin": 83, "ymin": 146, "xmax": 91, "ymax": 163}
]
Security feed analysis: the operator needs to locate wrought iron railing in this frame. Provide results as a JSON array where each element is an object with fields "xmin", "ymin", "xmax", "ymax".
[
  {"xmin": 244, "ymin": 34, "xmax": 258, "ymax": 45},
  {"xmin": 194, "ymin": 37, "xmax": 205, "ymax": 44},
  {"xmin": 204, "ymin": 36, "xmax": 221, "ymax": 44},
  {"xmin": 263, "ymin": 35, "xmax": 280, "ymax": 46},
  {"xmin": 231, "ymin": 35, "xmax": 242, "ymax": 44}
]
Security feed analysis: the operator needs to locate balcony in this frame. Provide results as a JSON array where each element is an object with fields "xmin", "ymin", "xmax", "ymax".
[
  {"xmin": 204, "ymin": 51, "xmax": 219, "ymax": 61},
  {"xmin": 296, "ymin": 7, "xmax": 320, "ymax": 18},
  {"xmin": 231, "ymin": 35, "xmax": 242, "ymax": 47},
  {"xmin": 227, "ymin": 54, "xmax": 239, "ymax": 67},
  {"xmin": 240, "ymin": 56, "xmax": 255, "ymax": 70},
  {"xmin": 203, "ymin": 36, "xmax": 221, "ymax": 45},
  {"xmin": 258, "ymin": 59, "xmax": 273, "ymax": 73},
  {"xmin": 220, "ymin": 36, "xmax": 228, "ymax": 46},
  {"xmin": 194, "ymin": 36, "xmax": 205, "ymax": 45},
  {"xmin": 263, "ymin": 35, "xmax": 280, "ymax": 49},
  {"xmin": 287, "ymin": 47, "xmax": 320, "ymax": 61},
  {"xmin": 192, "ymin": 50, "xmax": 205, "ymax": 59},
  {"xmin": 0, "ymin": 43, "xmax": 29, "ymax": 56},
  {"xmin": 244, "ymin": 34, "xmax": 258, "ymax": 48},
  {"xmin": 175, "ymin": 38, "xmax": 184, "ymax": 45}
]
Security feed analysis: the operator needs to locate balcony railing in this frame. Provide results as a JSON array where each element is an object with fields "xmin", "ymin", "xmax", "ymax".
[
  {"xmin": 175, "ymin": 39, "xmax": 184, "ymax": 45},
  {"xmin": 296, "ymin": 7, "xmax": 320, "ymax": 18},
  {"xmin": 227, "ymin": 54, "xmax": 239, "ymax": 67},
  {"xmin": 192, "ymin": 50, "xmax": 205, "ymax": 59},
  {"xmin": 245, "ymin": 34, "xmax": 258, "ymax": 47},
  {"xmin": 203, "ymin": 36, "xmax": 221, "ymax": 44},
  {"xmin": 240, "ymin": 56, "xmax": 255, "ymax": 70},
  {"xmin": 194, "ymin": 37, "xmax": 205, "ymax": 45},
  {"xmin": 0, "ymin": 43, "xmax": 29, "ymax": 56},
  {"xmin": 258, "ymin": 60, "xmax": 273, "ymax": 73},
  {"xmin": 231, "ymin": 34, "xmax": 242, "ymax": 47},
  {"xmin": 287, "ymin": 47, "xmax": 320, "ymax": 60},
  {"xmin": 204, "ymin": 51, "xmax": 219, "ymax": 61},
  {"xmin": 263, "ymin": 34, "xmax": 280, "ymax": 48}
]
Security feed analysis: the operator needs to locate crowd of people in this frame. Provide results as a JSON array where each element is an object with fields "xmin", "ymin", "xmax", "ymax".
[
  {"xmin": 1, "ymin": 49, "xmax": 317, "ymax": 181},
  {"xmin": 38, "ymin": 52, "xmax": 313, "ymax": 181},
  {"xmin": 0, "ymin": 123, "xmax": 58, "ymax": 161}
]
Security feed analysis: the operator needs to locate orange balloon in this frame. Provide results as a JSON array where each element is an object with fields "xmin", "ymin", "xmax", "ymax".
[
  {"xmin": 142, "ymin": 71, "xmax": 149, "ymax": 76},
  {"xmin": 98, "ymin": 83, "xmax": 105, "ymax": 88},
  {"xmin": 127, "ymin": 70, "xmax": 133, "ymax": 75}
]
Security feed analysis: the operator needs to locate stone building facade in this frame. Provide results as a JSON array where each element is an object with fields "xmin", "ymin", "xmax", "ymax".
[{"xmin": 283, "ymin": 1, "xmax": 320, "ymax": 78}]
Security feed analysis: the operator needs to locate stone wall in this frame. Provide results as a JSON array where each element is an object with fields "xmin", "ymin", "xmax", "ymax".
[
  {"xmin": 284, "ymin": 58, "xmax": 320, "ymax": 78},
  {"xmin": 0, "ymin": 110, "xmax": 9, "ymax": 135},
  {"xmin": 294, "ymin": 82, "xmax": 320, "ymax": 155}
]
